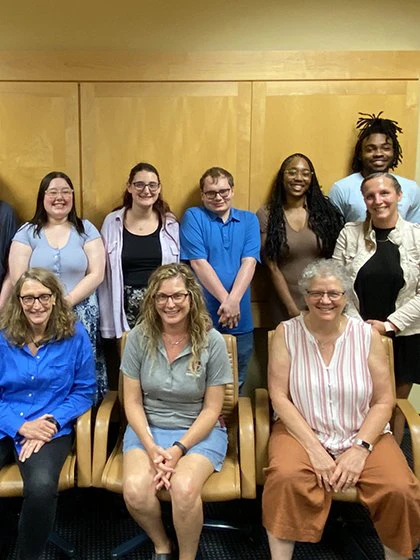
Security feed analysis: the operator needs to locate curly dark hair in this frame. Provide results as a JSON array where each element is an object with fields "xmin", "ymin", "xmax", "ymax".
[
  {"xmin": 265, "ymin": 153, "xmax": 344, "ymax": 265},
  {"xmin": 351, "ymin": 112, "xmax": 403, "ymax": 173}
]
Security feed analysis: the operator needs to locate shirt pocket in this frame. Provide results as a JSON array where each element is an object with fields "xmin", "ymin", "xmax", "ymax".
[{"xmin": 46, "ymin": 364, "xmax": 72, "ymax": 392}]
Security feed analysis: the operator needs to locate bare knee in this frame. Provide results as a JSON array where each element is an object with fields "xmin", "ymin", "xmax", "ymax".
[
  {"xmin": 123, "ymin": 474, "xmax": 155, "ymax": 512},
  {"xmin": 170, "ymin": 475, "xmax": 202, "ymax": 512}
]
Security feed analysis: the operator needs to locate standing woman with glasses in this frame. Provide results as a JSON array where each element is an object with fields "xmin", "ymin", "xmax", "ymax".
[
  {"xmin": 98, "ymin": 162, "xmax": 179, "ymax": 339},
  {"xmin": 8, "ymin": 171, "xmax": 107, "ymax": 400},
  {"xmin": 257, "ymin": 153, "xmax": 344, "ymax": 326}
]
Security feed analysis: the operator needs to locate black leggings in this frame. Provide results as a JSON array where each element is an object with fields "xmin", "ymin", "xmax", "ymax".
[{"xmin": 0, "ymin": 434, "xmax": 72, "ymax": 560}]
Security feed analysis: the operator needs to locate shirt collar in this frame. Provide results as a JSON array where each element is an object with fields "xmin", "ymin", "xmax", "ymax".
[{"xmin": 203, "ymin": 206, "xmax": 240, "ymax": 222}]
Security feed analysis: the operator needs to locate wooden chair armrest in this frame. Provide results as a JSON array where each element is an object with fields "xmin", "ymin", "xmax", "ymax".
[
  {"xmin": 254, "ymin": 388, "xmax": 270, "ymax": 486},
  {"xmin": 92, "ymin": 391, "xmax": 119, "ymax": 487},
  {"xmin": 76, "ymin": 407, "xmax": 92, "ymax": 487},
  {"xmin": 396, "ymin": 398, "xmax": 420, "ymax": 478},
  {"xmin": 238, "ymin": 396, "xmax": 256, "ymax": 499}
]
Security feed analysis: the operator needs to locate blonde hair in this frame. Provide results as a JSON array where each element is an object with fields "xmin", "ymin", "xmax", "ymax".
[
  {"xmin": 140, "ymin": 263, "xmax": 212, "ymax": 374},
  {"xmin": 0, "ymin": 268, "xmax": 76, "ymax": 346}
]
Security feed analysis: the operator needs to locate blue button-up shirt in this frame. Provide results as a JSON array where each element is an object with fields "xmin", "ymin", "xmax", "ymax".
[{"xmin": 0, "ymin": 322, "xmax": 96, "ymax": 451}]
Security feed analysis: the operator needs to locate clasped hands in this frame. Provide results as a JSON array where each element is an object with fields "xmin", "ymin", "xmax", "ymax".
[
  {"xmin": 309, "ymin": 444, "xmax": 370, "ymax": 493},
  {"xmin": 217, "ymin": 295, "xmax": 240, "ymax": 329},
  {"xmin": 149, "ymin": 444, "xmax": 183, "ymax": 491},
  {"xmin": 18, "ymin": 414, "xmax": 58, "ymax": 462}
]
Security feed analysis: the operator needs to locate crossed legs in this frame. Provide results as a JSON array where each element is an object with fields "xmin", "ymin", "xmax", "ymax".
[{"xmin": 123, "ymin": 449, "xmax": 214, "ymax": 560}]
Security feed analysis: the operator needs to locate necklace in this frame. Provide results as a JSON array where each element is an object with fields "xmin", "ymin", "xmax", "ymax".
[
  {"xmin": 162, "ymin": 333, "xmax": 187, "ymax": 346},
  {"xmin": 30, "ymin": 337, "xmax": 43, "ymax": 348},
  {"xmin": 306, "ymin": 316, "xmax": 344, "ymax": 350}
]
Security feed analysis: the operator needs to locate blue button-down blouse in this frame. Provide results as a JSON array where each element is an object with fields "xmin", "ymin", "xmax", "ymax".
[{"xmin": 0, "ymin": 321, "xmax": 96, "ymax": 452}]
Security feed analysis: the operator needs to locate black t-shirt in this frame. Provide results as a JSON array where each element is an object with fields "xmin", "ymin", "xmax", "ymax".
[
  {"xmin": 122, "ymin": 222, "xmax": 162, "ymax": 289},
  {"xmin": 354, "ymin": 226, "xmax": 404, "ymax": 321}
]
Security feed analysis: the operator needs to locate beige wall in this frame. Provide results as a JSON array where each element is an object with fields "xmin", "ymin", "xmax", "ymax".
[{"xmin": 2, "ymin": 0, "xmax": 420, "ymax": 51}]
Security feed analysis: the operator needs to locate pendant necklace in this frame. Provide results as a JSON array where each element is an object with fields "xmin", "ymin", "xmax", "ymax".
[{"xmin": 163, "ymin": 333, "xmax": 187, "ymax": 346}]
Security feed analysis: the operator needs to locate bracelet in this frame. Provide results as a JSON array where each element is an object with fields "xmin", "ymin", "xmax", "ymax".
[{"xmin": 173, "ymin": 440, "xmax": 187, "ymax": 456}]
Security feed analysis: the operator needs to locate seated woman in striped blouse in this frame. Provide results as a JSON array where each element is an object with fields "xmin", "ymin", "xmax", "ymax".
[{"xmin": 263, "ymin": 259, "xmax": 420, "ymax": 560}]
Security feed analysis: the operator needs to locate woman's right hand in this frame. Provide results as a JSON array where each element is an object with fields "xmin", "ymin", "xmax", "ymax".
[
  {"xmin": 307, "ymin": 445, "xmax": 337, "ymax": 491},
  {"xmin": 18, "ymin": 414, "xmax": 57, "ymax": 441}
]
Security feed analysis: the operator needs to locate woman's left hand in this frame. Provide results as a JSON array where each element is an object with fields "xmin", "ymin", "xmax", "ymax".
[
  {"xmin": 330, "ymin": 446, "xmax": 369, "ymax": 492},
  {"xmin": 18, "ymin": 438, "xmax": 46, "ymax": 462},
  {"xmin": 153, "ymin": 445, "xmax": 183, "ymax": 491}
]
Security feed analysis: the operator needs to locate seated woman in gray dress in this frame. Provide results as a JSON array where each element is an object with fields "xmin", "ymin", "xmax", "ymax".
[
  {"xmin": 0, "ymin": 267, "xmax": 95, "ymax": 560},
  {"xmin": 122, "ymin": 263, "xmax": 232, "ymax": 560},
  {"xmin": 257, "ymin": 153, "xmax": 343, "ymax": 326},
  {"xmin": 8, "ymin": 171, "xmax": 107, "ymax": 399}
]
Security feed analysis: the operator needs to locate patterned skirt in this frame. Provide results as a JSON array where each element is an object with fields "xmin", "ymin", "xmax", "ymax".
[
  {"xmin": 123, "ymin": 285, "xmax": 147, "ymax": 329},
  {"xmin": 74, "ymin": 292, "xmax": 108, "ymax": 402}
]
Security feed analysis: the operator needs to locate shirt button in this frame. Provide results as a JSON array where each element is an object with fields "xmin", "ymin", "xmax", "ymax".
[
  {"xmin": 20, "ymin": 412, "xmax": 24, "ymax": 416},
  {"xmin": 31, "ymin": 376, "xmax": 35, "ymax": 380},
  {"xmin": 36, "ymin": 356, "xmax": 40, "ymax": 360},
  {"xmin": 28, "ymin": 393, "xmax": 32, "ymax": 397}
]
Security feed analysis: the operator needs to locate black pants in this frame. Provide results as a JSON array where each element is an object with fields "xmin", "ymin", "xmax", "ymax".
[{"xmin": 0, "ymin": 434, "xmax": 72, "ymax": 560}]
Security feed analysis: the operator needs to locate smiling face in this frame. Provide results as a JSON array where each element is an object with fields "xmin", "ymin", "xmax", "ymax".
[
  {"xmin": 19, "ymin": 279, "xmax": 56, "ymax": 333},
  {"xmin": 304, "ymin": 275, "xmax": 347, "ymax": 322},
  {"xmin": 201, "ymin": 175, "xmax": 234, "ymax": 221},
  {"xmin": 127, "ymin": 170, "xmax": 161, "ymax": 211},
  {"xmin": 155, "ymin": 276, "xmax": 191, "ymax": 331},
  {"xmin": 43, "ymin": 177, "xmax": 74, "ymax": 222},
  {"xmin": 360, "ymin": 133, "xmax": 394, "ymax": 176},
  {"xmin": 282, "ymin": 156, "xmax": 312, "ymax": 201},
  {"xmin": 362, "ymin": 175, "xmax": 401, "ymax": 227}
]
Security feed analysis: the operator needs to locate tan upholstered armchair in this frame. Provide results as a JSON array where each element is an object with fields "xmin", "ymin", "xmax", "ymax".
[
  {"xmin": 0, "ymin": 408, "xmax": 92, "ymax": 556},
  {"xmin": 92, "ymin": 333, "xmax": 256, "ymax": 558},
  {"xmin": 255, "ymin": 332, "xmax": 420, "ymax": 557}
]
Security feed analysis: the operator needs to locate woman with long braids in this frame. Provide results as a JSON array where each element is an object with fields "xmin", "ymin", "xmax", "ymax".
[{"xmin": 257, "ymin": 153, "xmax": 344, "ymax": 326}]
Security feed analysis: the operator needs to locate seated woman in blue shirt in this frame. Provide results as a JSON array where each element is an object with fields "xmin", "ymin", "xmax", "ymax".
[{"xmin": 0, "ymin": 267, "xmax": 96, "ymax": 560}]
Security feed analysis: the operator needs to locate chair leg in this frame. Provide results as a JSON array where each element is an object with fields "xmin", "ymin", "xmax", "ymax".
[
  {"xmin": 48, "ymin": 531, "xmax": 79, "ymax": 558},
  {"xmin": 110, "ymin": 531, "xmax": 149, "ymax": 559}
]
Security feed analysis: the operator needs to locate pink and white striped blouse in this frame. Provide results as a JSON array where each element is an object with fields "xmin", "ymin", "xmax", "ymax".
[{"xmin": 283, "ymin": 314, "xmax": 386, "ymax": 456}]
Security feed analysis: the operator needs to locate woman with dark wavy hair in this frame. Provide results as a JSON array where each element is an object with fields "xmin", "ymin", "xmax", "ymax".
[
  {"xmin": 98, "ymin": 162, "xmax": 179, "ymax": 339},
  {"xmin": 257, "ymin": 153, "xmax": 344, "ymax": 326},
  {"xmin": 8, "ymin": 171, "xmax": 106, "ymax": 400},
  {"xmin": 0, "ymin": 268, "xmax": 95, "ymax": 560}
]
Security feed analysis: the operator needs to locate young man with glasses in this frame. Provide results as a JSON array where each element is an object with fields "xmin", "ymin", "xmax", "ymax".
[{"xmin": 180, "ymin": 167, "xmax": 260, "ymax": 391}]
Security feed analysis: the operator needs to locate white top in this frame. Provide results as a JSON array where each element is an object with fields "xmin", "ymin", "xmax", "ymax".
[{"xmin": 283, "ymin": 314, "xmax": 389, "ymax": 456}]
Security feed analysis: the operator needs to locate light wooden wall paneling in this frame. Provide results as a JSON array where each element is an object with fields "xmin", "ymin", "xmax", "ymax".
[{"xmin": 1, "ymin": 51, "xmax": 420, "ymax": 82}]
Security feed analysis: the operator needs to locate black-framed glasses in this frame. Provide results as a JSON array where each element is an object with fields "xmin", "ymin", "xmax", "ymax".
[
  {"xmin": 131, "ymin": 181, "xmax": 160, "ymax": 193},
  {"xmin": 285, "ymin": 169, "xmax": 313, "ymax": 179},
  {"xmin": 202, "ymin": 188, "xmax": 231, "ymax": 200},
  {"xmin": 20, "ymin": 293, "xmax": 53, "ymax": 306},
  {"xmin": 154, "ymin": 292, "xmax": 189, "ymax": 305},
  {"xmin": 306, "ymin": 290, "xmax": 345, "ymax": 301}
]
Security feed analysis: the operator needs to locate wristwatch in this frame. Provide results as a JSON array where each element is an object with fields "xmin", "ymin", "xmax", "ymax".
[{"xmin": 354, "ymin": 438, "xmax": 373, "ymax": 453}]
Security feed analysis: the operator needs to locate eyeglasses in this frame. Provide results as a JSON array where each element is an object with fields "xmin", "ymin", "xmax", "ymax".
[
  {"xmin": 20, "ymin": 293, "xmax": 53, "ymax": 306},
  {"xmin": 131, "ymin": 181, "xmax": 160, "ymax": 193},
  {"xmin": 155, "ymin": 292, "xmax": 189, "ymax": 305},
  {"xmin": 306, "ymin": 290, "xmax": 345, "ymax": 301},
  {"xmin": 202, "ymin": 188, "xmax": 232, "ymax": 200},
  {"xmin": 44, "ymin": 189, "xmax": 73, "ymax": 198},
  {"xmin": 285, "ymin": 169, "xmax": 313, "ymax": 179}
]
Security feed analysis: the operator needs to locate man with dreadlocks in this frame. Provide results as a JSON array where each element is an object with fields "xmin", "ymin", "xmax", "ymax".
[{"xmin": 329, "ymin": 112, "xmax": 420, "ymax": 223}]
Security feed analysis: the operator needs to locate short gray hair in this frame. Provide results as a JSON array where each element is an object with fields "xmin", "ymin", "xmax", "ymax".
[{"xmin": 298, "ymin": 259, "xmax": 352, "ymax": 295}]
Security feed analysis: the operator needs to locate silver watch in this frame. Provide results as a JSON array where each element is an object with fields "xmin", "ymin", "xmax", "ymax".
[{"xmin": 354, "ymin": 438, "xmax": 373, "ymax": 453}]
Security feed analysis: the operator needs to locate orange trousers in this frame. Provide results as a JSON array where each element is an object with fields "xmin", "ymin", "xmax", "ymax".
[{"xmin": 262, "ymin": 422, "xmax": 420, "ymax": 558}]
